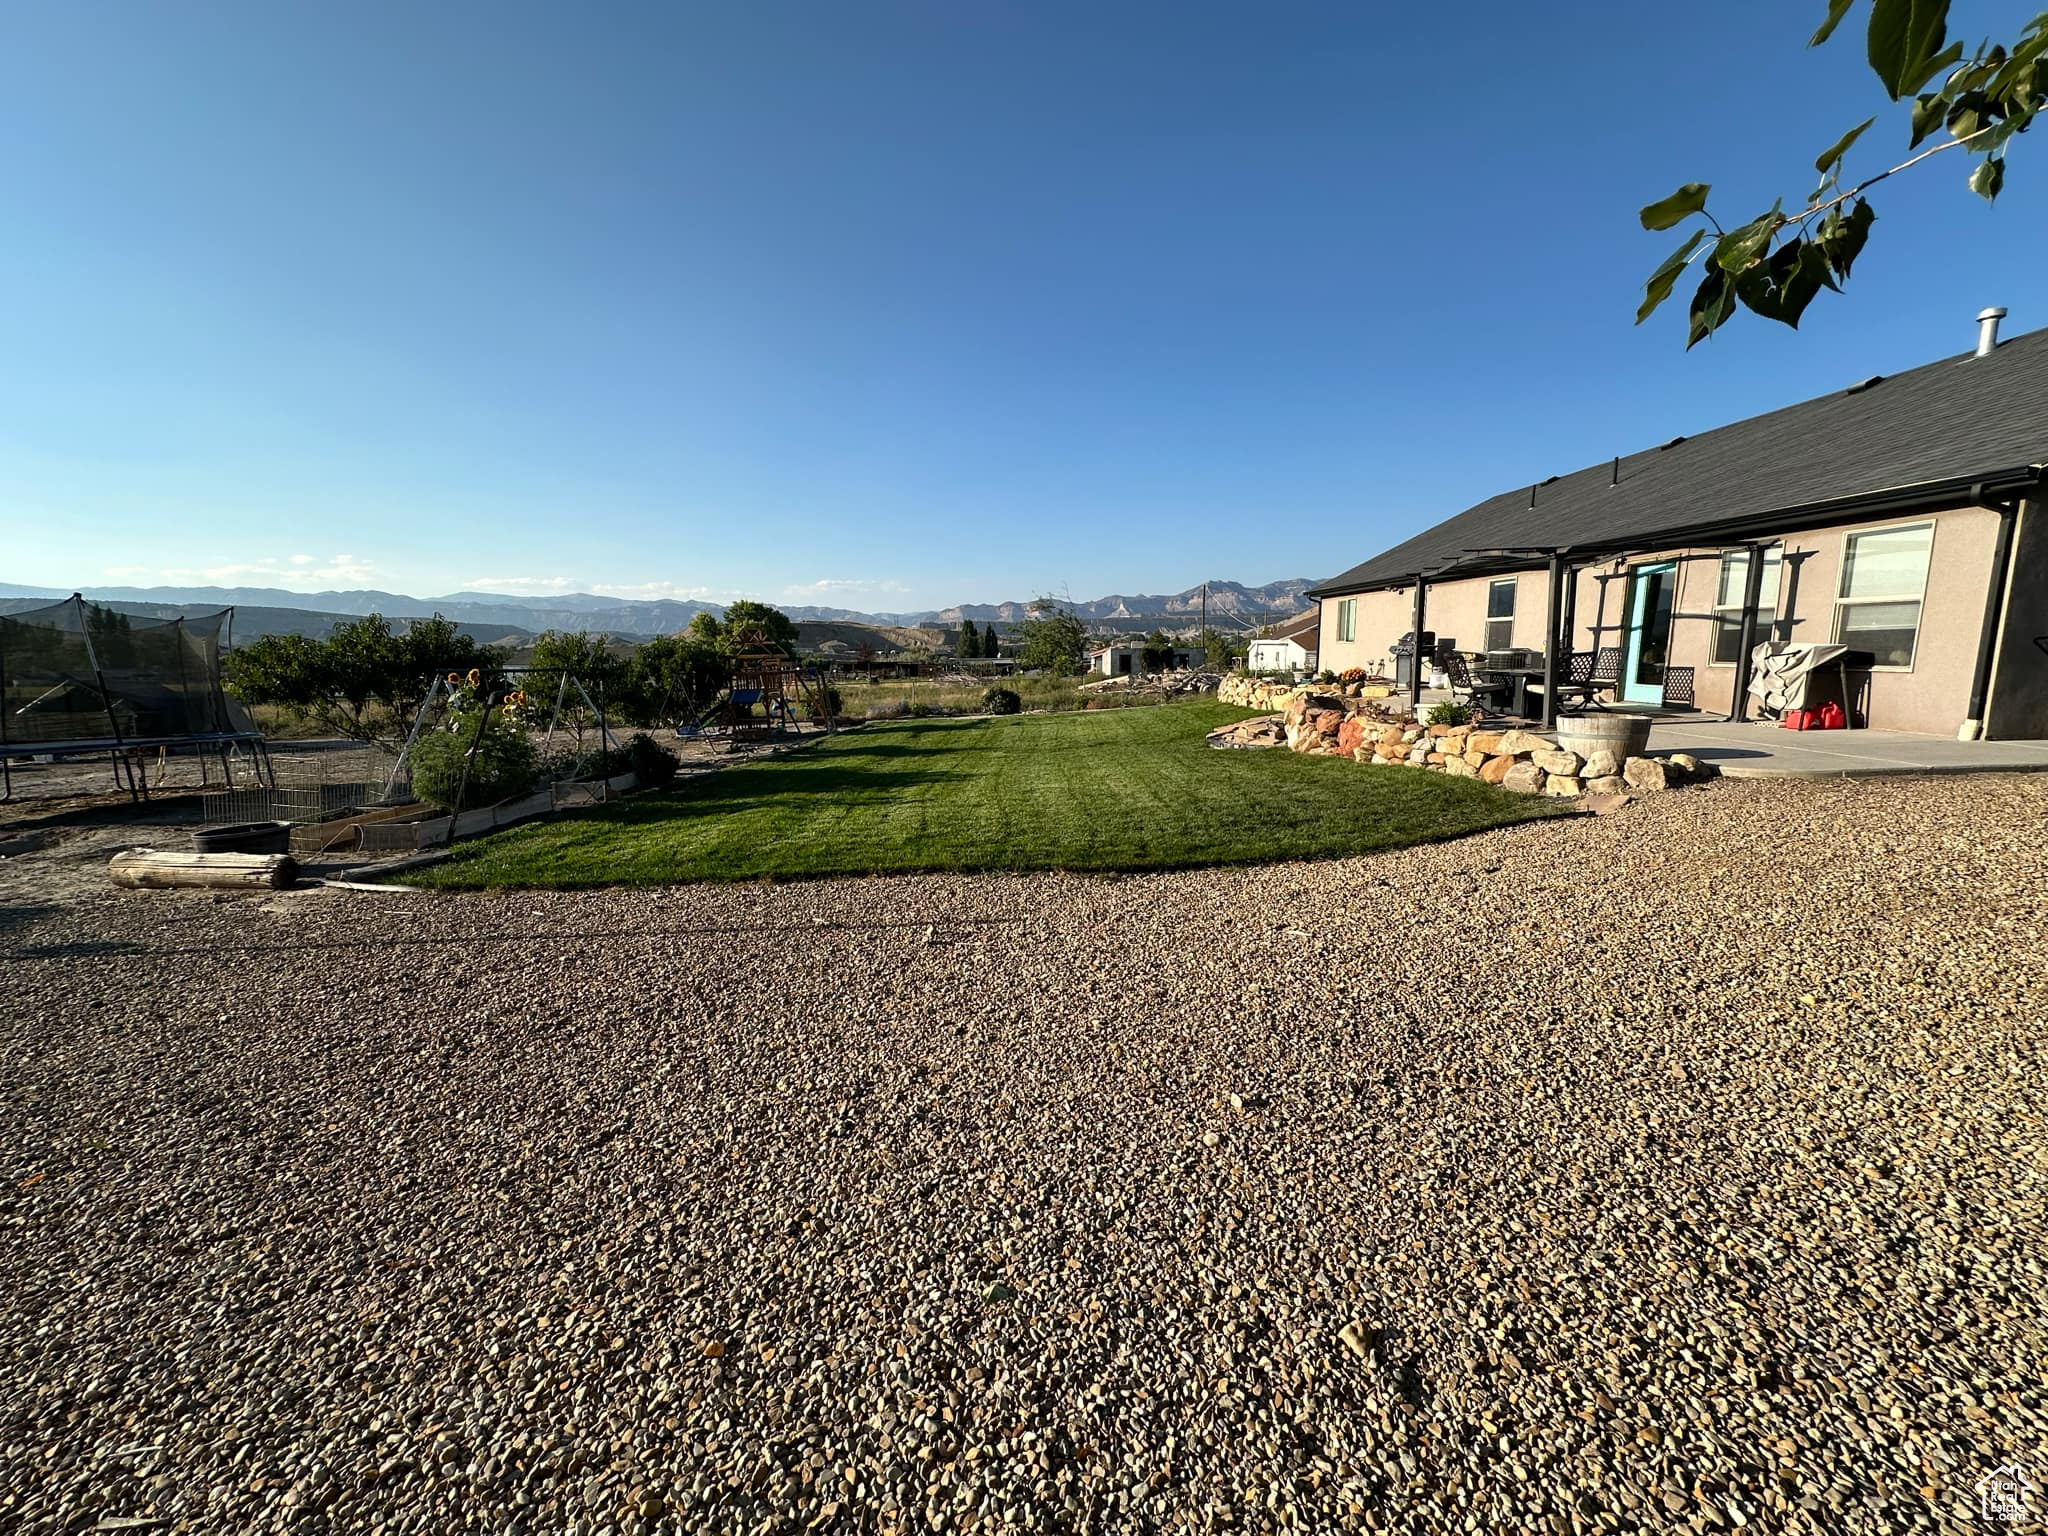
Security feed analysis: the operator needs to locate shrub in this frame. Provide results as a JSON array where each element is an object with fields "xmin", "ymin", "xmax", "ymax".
[
  {"xmin": 1424, "ymin": 700, "xmax": 1475, "ymax": 727},
  {"xmin": 623, "ymin": 732, "xmax": 680, "ymax": 789},
  {"xmin": 981, "ymin": 686, "xmax": 1022, "ymax": 715},
  {"xmin": 1317, "ymin": 669, "xmax": 1338, "ymax": 684},
  {"xmin": 409, "ymin": 712, "xmax": 539, "ymax": 810}
]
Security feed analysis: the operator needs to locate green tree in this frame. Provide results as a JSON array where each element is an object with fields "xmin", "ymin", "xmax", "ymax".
[
  {"xmin": 687, "ymin": 610, "xmax": 723, "ymax": 643},
  {"xmin": 956, "ymin": 618, "xmax": 980, "ymax": 658},
  {"xmin": 1202, "ymin": 629, "xmax": 1236, "ymax": 670},
  {"xmin": 1639, "ymin": 3, "xmax": 2047, "ymax": 346},
  {"xmin": 980, "ymin": 624, "xmax": 1002, "ymax": 659},
  {"xmin": 1016, "ymin": 597, "xmax": 1088, "ymax": 675},
  {"xmin": 393, "ymin": 616, "xmax": 499, "ymax": 723},
  {"xmin": 720, "ymin": 600, "xmax": 798, "ymax": 653},
  {"xmin": 526, "ymin": 630, "xmax": 630, "ymax": 740},
  {"xmin": 225, "ymin": 613, "xmax": 500, "ymax": 749},
  {"xmin": 626, "ymin": 633, "xmax": 733, "ymax": 723}
]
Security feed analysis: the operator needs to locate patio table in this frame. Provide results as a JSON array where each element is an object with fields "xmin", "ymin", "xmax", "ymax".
[{"xmin": 1478, "ymin": 665, "xmax": 1547, "ymax": 719}]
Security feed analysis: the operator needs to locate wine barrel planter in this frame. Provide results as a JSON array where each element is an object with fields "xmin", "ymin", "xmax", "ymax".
[
  {"xmin": 192, "ymin": 821, "xmax": 291, "ymax": 856},
  {"xmin": 1554, "ymin": 712, "xmax": 1652, "ymax": 763}
]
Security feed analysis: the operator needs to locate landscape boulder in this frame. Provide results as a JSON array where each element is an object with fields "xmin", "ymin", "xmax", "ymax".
[
  {"xmin": 1530, "ymin": 748, "xmax": 1582, "ymax": 776},
  {"xmin": 1501, "ymin": 762, "xmax": 1547, "ymax": 794},
  {"xmin": 1581, "ymin": 747, "xmax": 1621, "ymax": 779},
  {"xmin": 1478, "ymin": 756, "xmax": 1515, "ymax": 785},
  {"xmin": 1623, "ymin": 756, "xmax": 1668, "ymax": 793}
]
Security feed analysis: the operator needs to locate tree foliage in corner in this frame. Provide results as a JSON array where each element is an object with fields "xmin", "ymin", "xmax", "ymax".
[{"xmin": 1638, "ymin": 1, "xmax": 2047, "ymax": 346}]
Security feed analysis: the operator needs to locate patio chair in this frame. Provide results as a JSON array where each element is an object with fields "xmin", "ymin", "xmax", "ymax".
[
  {"xmin": 1441, "ymin": 652, "xmax": 1513, "ymax": 715},
  {"xmin": 1555, "ymin": 647, "xmax": 1623, "ymax": 711},
  {"xmin": 1660, "ymin": 666, "xmax": 1697, "ymax": 711}
]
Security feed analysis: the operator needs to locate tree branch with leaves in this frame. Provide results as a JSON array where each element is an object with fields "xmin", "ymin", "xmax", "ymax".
[{"xmin": 1638, "ymin": 1, "xmax": 2046, "ymax": 346}]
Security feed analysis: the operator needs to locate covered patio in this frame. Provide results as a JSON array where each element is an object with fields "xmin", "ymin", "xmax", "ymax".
[{"xmin": 1632, "ymin": 718, "xmax": 2048, "ymax": 778}]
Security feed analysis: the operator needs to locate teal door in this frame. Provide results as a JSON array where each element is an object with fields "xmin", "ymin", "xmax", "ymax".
[{"xmin": 1621, "ymin": 562, "xmax": 1676, "ymax": 704}]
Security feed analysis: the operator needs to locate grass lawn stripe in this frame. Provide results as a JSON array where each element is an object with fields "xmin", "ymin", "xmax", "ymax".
[{"xmin": 408, "ymin": 702, "xmax": 1569, "ymax": 888}]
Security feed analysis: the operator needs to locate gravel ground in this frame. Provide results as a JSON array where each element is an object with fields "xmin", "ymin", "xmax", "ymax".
[{"xmin": 2, "ymin": 774, "xmax": 2044, "ymax": 1534}]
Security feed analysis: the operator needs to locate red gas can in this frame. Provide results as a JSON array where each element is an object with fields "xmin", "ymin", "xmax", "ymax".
[
  {"xmin": 1782, "ymin": 708, "xmax": 1816, "ymax": 731},
  {"xmin": 1814, "ymin": 700, "xmax": 1847, "ymax": 730}
]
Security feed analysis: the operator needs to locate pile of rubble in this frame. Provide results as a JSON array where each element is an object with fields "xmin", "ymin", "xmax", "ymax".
[
  {"xmin": 1204, "ymin": 715, "xmax": 1288, "ymax": 749},
  {"xmin": 1210, "ymin": 689, "xmax": 1713, "ymax": 801},
  {"xmin": 1081, "ymin": 669, "xmax": 1222, "ymax": 697}
]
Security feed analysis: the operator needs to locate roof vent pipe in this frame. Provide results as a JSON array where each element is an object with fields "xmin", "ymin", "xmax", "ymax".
[{"xmin": 1976, "ymin": 305, "xmax": 2007, "ymax": 356}]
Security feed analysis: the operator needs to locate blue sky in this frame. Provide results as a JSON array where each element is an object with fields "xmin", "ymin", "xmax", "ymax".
[{"xmin": 3, "ymin": 1, "xmax": 2043, "ymax": 612}]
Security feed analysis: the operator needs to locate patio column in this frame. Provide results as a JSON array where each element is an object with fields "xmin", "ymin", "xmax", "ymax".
[
  {"xmin": 1408, "ymin": 575, "xmax": 1427, "ymax": 710},
  {"xmin": 1729, "ymin": 542, "xmax": 1772, "ymax": 723},
  {"xmin": 1540, "ymin": 553, "xmax": 1565, "ymax": 729}
]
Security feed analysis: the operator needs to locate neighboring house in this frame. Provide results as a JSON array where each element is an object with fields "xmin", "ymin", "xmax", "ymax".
[
  {"xmin": 1089, "ymin": 643, "xmax": 1200, "ymax": 677},
  {"xmin": 1308, "ymin": 311, "xmax": 2048, "ymax": 739},
  {"xmin": 1245, "ymin": 610, "xmax": 1321, "ymax": 674}
]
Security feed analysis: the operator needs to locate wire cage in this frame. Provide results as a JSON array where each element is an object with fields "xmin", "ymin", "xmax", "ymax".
[{"xmin": 200, "ymin": 746, "xmax": 414, "ymax": 830}]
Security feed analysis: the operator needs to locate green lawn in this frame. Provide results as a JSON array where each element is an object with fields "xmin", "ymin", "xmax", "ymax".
[{"xmin": 407, "ymin": 701, "xmax": 1570, "ymax": 888}]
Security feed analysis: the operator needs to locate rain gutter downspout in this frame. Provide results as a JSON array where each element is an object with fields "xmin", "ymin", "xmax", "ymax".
[{"xmin": 1960, "ymin": 494, "xmax": 2022, "ymax": 741}]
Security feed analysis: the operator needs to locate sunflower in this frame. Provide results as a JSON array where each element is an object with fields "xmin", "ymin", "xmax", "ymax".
[{"xmin": 467, "ymin": 668, "xmax": 482, "ymax": 688}]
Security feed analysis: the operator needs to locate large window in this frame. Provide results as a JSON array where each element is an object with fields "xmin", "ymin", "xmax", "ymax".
[
  {"xmin": 1710, "ymin": 547, "xmax": 1782, "ymax": 665},
  {"xmin": 1335, "ymin": 597, "xmax": 1356, "ymax": 643},
  {"xmin": 1485, "ymin": 579, "xmax": 1516, "ymax": 652},
  {"xmin": 1834, "ymin": 522, "xmax": 1932, "ymax": 669}
]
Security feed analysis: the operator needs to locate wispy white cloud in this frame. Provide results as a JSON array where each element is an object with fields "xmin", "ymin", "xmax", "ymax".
[
  {"xmin": 110, "ymin": 554, "xmax": 379, "ymax": 588},
  {"xmin": 781, "ymin": 578, "xmax": 909, "ymax": 601},
  {"xmin": 461, "ymin": 575, "xmax": 579, "ymax": 595},
  {"xmin": 463, "ymin": 576, "xmax": 731, "ymax": 603},
  {"xmin": 593, "ymin": 581, "xmax": 727, "ymax": 602}
]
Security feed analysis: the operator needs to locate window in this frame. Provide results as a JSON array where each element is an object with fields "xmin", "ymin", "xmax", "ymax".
[
  {"xmin": 1485, "ymin": 579, "xmax": 1516, "ymax": 653},
  {"xmin": 1834, "ymin": 522, "xmax": 1932, "ymax": 668},
  {"xmin": 1335, "ymin": 598, "xmax": 1356, "ymax": 643},
  {"xmin": 1710, "ymin": 547, "xmax": 1782, "ymax": 665}
]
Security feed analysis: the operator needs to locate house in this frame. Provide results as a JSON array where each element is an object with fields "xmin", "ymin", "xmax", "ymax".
[
  {"xmin": 1245, "ymin": 610, "xmax": 1321, "ymax": 674},
  {"xmin": 1088, "ymin": 642, "xmax": 1200, "ymax": 677},
  {"xmin": 1308, "ymin": 310, "xmax": 2048, "ymax": 739}
]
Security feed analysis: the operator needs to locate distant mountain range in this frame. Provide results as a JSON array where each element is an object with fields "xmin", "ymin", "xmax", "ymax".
[{"xmin": 0, "ymin": 577, "xmax": 1316, "ymax": 643}]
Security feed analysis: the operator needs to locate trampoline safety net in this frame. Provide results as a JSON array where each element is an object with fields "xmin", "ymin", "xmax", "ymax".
[{"xmin": 0, "ymin": 595, "xmax": 253, "ymax": 752}]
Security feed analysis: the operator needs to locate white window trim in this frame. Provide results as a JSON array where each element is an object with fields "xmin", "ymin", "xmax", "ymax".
[
  {"xmin": 1335, "ymin": 598, "xmax": 1356, "ymax": 644},
  {"xmin": 1831, "ymin": 520, "xmax": 1934, "ymax": 672},
  {"xmin": 1706, "ymin": 547, "xmax": 1782, "ymax": 669},
  {"xmin": 1485, "ymin": 579, "xmax": 1517, "ymax": 652}
]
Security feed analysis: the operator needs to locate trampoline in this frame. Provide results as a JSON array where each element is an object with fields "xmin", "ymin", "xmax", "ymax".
[{"xmin": 0, "ymin": 595, "xmax": 270, "ymax": 802}]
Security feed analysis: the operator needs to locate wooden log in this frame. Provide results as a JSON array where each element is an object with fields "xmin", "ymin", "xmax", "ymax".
[{"xmin": 110, "ymin": 849, "xmax": 298, "ymax": 891}]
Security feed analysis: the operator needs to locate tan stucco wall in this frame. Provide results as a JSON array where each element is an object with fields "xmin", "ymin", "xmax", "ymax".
[
  {"xmin": 1316, "ymin": 502, "xmax": 2002, "ymax": 734},
  {"xmin": 1557, "ymin": 505, "xmax": 1999, "ymax": 733}
]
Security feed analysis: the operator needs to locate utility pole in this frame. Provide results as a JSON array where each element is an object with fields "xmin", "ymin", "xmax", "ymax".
[{"xmin": 1200, "ymin": 582, "xmax": 1208, "ymax": 659}]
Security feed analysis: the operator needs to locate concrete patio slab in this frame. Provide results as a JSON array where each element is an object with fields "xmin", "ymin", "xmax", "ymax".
[{"xmin": 1638, "ymin": 719, "xmax": 2048, "ymax": 777}]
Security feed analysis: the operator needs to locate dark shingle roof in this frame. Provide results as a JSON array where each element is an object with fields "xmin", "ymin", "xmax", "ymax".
[{"xmin": 1311, "ymin": 326, "xmax": 2048, "ymax": 596}]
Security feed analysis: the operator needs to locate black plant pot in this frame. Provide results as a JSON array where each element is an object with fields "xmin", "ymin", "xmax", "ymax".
[{"xmin": 192, "ymin": 821, "xmax": 291, "ymax": 856}]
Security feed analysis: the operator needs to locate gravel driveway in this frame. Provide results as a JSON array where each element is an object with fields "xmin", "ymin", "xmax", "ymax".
[{"xmin": 3, "ymin": 775, "xmax": 2043, "ymax": 1534}]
